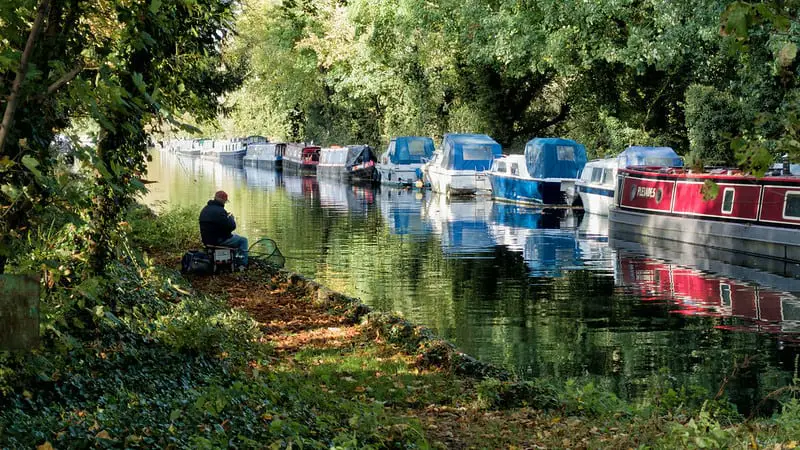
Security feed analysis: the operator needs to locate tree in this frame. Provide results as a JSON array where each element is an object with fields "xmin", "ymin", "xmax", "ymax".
[{"xmin": 0, "ymin": 0, "xmax": 243, "ymax": 275}]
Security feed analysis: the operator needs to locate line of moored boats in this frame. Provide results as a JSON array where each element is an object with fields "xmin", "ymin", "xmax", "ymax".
[{"xmin": 161, "ymin": 134, "xmax": 800, "ymax": 267}]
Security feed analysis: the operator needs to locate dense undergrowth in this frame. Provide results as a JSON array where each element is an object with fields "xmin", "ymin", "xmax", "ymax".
[{"xmin": 1, "ymin": 205, "xmax": 800, "ymax": 448}]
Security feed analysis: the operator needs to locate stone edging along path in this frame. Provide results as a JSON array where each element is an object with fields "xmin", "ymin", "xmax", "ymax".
[{"xmin": 282, "ymin": 270, "xmax": 512, "ymax": 381}]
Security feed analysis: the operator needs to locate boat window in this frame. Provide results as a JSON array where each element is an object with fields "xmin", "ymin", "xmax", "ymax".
[
  {"xmin": 783, "ymin": 298, "xmax": 800, "ymax": 321},
  {"xmin": 510, "ymin": 163, "xmax": 519, "ymax": 175},
  {"xmin": 441, "ymin": 143, "xmax": 452, "ymax": 167},
  {"xmin": 495, "ymin": 161, "xmax": 506, "ymax": 173},
  {"xmin": 408, "ymin": 140, "xmax": 427, "ymax": 156},
  {"xmin": 556, "ymin": 145, "xmax": 575, "ymax": 161},
  {"xmin": 784, "ymin": 192, "xmax": 800, "ymax": 219},
  {"xmin": 462, "ymin": 144, "xmax": 494, "ymax": 161},
  {"xmin": 720, "ymin": 284, "xmax": 731, "ymax": 307},
  {"xmin": 602, "ymin": 168, "xmax": 616, "ymax": 186},
  {"xmin": 591, "ymin": 167, "xmax": 603, "ymax": 183},
  {"xmin": 721, "ymin": 188, "xmax": 735, "ymax": 214}
]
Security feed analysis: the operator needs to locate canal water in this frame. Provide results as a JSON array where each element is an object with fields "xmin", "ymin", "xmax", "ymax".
[{"xmin": 146, "ymin": 151, "xmax": 800, "ymax": 412}]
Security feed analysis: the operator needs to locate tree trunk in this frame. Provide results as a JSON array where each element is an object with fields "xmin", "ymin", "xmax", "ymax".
[{"xmin": 0, "ymin": 0, "xmax": 51, "ymax": 155}]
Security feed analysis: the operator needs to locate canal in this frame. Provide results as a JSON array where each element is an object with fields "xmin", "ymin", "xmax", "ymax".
[{"xmin": 146, "ymin": 150, "xmax": 800, "ymax": 412}]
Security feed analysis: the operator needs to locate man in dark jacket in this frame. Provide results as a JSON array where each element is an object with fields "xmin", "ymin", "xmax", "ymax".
[{"xmin": 199, "ymin": 190, "xmax": 248, "ymax": 265}]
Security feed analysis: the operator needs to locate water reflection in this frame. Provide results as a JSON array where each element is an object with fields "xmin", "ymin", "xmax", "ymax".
[
  {"xmin": 146, "ymin": 151, "xmax": 800, "ymax": 408},
  {"xmin": 318, "ymin": 178, "xmax": 375, "ymax": 214},
  {"xmin": 611, "ymin": 235, "xmax": 800, "ymax": 339},
  {"xmin": 488, "ymin": 204, "xmax": 603, "ymax": 277},
  {"xmin": 378, "ymin": 188, "xmax": 431, "ymax": 238},
  {"xmin": 244, "ymin": 165, "xmax": 282, "ymax": 191},
  {"xmin": 283, "ymin": 174, "xmax": 318, "ymax": 201},
  {"xmin": 422, "ymin": 195, "xmax": 495, "ymax": 257}
]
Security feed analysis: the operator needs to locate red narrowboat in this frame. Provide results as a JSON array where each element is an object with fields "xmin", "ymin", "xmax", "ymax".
[{"xmin": 610, "ymin": 167, "xmax": 800, "ymax": 264}]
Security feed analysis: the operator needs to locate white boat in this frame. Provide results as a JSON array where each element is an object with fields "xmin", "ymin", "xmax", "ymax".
[
  {"xmin": 576, "ymin": 158, "xmax": 618, "ymax": 215},
  {"xmin": 377, "ymin": 136, "xmax": 435, "ymax": 186},
  {"xmin": 424, "ymin": 133, "xmax": 502, "ymax": 196},
  {"xmin": 577, "ymin": 146, "xmax": 683, "ymax": 216}
]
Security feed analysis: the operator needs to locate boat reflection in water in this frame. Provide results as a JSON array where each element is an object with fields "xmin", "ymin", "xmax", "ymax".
[
  {"xmin": 611, "ymin": 235, "xmax": 800, "ymax": 340},
  {"xmin": 378, "ymin": 188, "xmax": 432, "ymax": 238},
  {"xmin": 422, "ymin": 194, "xmax": 495, "ymax": 257},
  {"xmin": 489, "ymin": 205, "xmax": 614, "ymax": 276},
  {"xmin": 244, "ymin": 165, "xmax": 283, "ymax": 191},
  {"xmin": 317, "ymin": 178, "xmax": 375, "ymax": 214},
  {"xmin": 282, "ymin": 174, "xmax": 318, "ymax": 201}
]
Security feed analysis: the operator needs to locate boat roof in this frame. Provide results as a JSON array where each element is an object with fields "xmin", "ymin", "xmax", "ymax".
[
  {"xmin": 583, "ymin": 157, "xmax": 618, "ymax": 169},
  {"xmin": 385, "ymin": 136, "xmax": 435, "ymax": 164},
  {"xmin": 439, "ymin": 133, "xmax": 502, "ymax": 171},
  {"xmin": 618, "ymin": 146, "xmax": 683, "ymax": 168},
  {"xmin": 524, "ymin": 137, "xmax": 587, "ymax": 179}
]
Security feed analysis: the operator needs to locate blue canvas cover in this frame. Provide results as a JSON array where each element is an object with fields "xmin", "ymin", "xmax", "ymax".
[
  {"xmin": 389, "ymin": 137, "xmax": 435, "ymax": 164},
  {"xmin": 524, "ymin": 138, "xmax": 588, "ymax": 179},
  {"xmin": 440, "ymin": 134, "xmax": 502, "ymax": 171},
  {"xmin": 617, "ymin": 146, "xmax": 683, "ymax": 168}
]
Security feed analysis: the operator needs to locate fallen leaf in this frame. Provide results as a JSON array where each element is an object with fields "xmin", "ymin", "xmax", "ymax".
[{"xmin": 96, "ymin": 430, "xmax": 111, "ymax": 440}]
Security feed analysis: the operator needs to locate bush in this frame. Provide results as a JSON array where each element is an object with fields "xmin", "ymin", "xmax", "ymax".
[
  {"xmin": 684, "ymin": 84, "xmax": 747, "ymax": 167},
  {"xmin": 155, "ymin": 296, "xmax": 269, "ymax": 364},
  {"xmin": 127, "ymin": 203, "xmax": 201, "ymax": 254}
]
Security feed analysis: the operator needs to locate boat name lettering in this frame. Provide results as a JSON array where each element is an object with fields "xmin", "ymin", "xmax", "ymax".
[{"xmin": 636, "ymin": 186, "xmax": 657, "ymax": 199}]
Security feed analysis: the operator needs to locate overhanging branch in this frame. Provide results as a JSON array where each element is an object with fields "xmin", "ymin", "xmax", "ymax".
[
  {"xmin": 47, "ymin": 62, "xmax": 85, "ymax": 95},
  {"xmin": 0, "ymin": 0, "xmax": 52, "ymax": 155}
]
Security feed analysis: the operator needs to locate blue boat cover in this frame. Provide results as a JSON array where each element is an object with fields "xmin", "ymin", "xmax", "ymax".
[
  {"xmin": 524, "ymin": 138, "xmax": 588, "ymax": 179},
  {"xmin": 388, "ymin": 137, "xmax": 435, "ymax": 164},
  {"xmin": 440, "ymin": 134, "xmax": 502, "ymax": 171},
  {"xmin": 617, "ymin": 146, "xmax": 683, "ymax": 168}
]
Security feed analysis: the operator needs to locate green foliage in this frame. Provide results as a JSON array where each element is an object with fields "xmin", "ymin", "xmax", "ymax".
[
  {"xmin": 775, "ymin": 398, "xmax": 800, "ymax": 433},
  {"xmin": 126, "ymin": 203, "xmax": 201, "ymax": 254},
  {"xmin": 476, "ymin": 378, "xmax": 560, "ymax": 410},
  {"xmin": 1, "ymin": 0, "xmax": 243, "ymax": 275},
  {"xmin": 155, "ymin": 296, "xmax": 267, "ymax": 363},
  {"xmin": 685, "ymin": 85, "xmax": 747, "ymax": 166},
  {"xmin": 662, "ymin": 406, "xmax": 737, "ymax": 448},
  {"xmin": 221, "ymin": 0, "xmax": 799, "ymax": 172}
]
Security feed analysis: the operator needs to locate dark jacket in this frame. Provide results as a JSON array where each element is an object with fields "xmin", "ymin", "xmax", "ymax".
[{"xmin": 199, "ymin": 199, "xmax": 236, "ymax": 245}]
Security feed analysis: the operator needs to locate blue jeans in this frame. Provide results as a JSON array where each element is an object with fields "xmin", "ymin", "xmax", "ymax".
[{"xmin": 220, "ymin": 234, "xmax": 249, "ymax": 265}]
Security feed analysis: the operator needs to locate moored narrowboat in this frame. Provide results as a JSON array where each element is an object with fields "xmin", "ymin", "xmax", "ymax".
[
  {"xmin": 609, "ymin": 166, "xmax": 800, "ymax": 264},
  {"xmin": 284, "ymin": 143, "xmax": 320, "ymax": 174},
  {"xmin": 488, "ymin": 137, "xmax": 587, "ymax": 205},
  {"xmin": 201, "ymin": 140, "xmax": 247, "ymax": 165},
  {"xmin": 318, "ymin": 145, "xmax": 378, "ymax": 182},
  {"xmin": 244, "ymin": 143, "xmax": 285, "ymax": 169}
]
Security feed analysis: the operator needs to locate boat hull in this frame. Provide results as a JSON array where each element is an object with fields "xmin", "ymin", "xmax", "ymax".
[
  {"xmin": 283, "ymin": 159, "xmax": 317, "ymax": 174},
  {"xmin": 318, "ymin": 164, "xmax": 377, "ymax": 183},
  {"xmin": 610, "ymin": 207, "xmax": 800, "ymax": 263},
  {"xmin": 427, "ymin": 167, "xmax": 490, "ymax": 196},
  {"xmin": 577, "ymin": 183, "xmax": 615, "ymax": 215},
  {"xmin": 489, "ymin": 174, "xmax": 575, "ymax": 205},
  {"xmin": 377, "ymin": 164, "xmax": 422, "ymax": 186},
  {"xmin": 202, "ymin": 150, "xmax": 246, "ymax": 164},
  {"xmin": 243, "ymin": 157, "xmax": 282, "ymax": 170}
]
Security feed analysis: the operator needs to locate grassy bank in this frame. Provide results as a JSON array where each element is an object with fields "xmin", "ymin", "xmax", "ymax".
[{"xmin": 1, "ymin": 205, "xmax": 799, "ymax": 448}]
